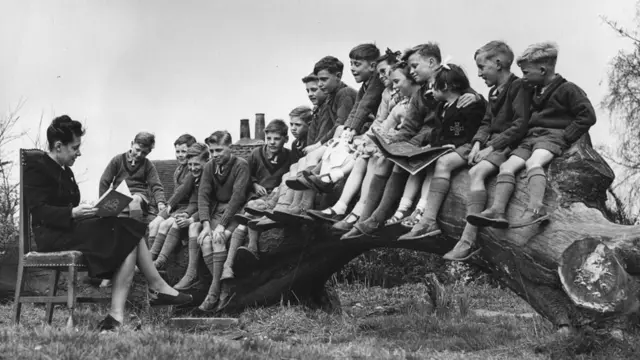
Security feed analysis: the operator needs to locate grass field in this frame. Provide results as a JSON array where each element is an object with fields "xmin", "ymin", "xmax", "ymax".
[{"xmin": 1, "ymin": 281, "xmax": 638, "ymax": 360}]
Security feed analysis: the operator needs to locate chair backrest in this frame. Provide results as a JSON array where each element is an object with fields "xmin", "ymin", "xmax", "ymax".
[{"xmin": 19, "ymin": 148, "xmax": 43, "ymax": 256}]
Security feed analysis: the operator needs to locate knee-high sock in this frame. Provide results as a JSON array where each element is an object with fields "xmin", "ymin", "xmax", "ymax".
[
  {"xmin": 247, "ymin": 228, "xmax": 260, "ymax": 253},
  {"xmin": 298, "ymin": 189, "xmax": 316, "ymax": 211},
  {"xmin": 150, "ymin": 232, "xmax": 167, "ymax": 258},
  {"xmin": 286, "ymin": 190, "xmax": 304, "ymax": 210},
  {"xmin": 367, "ymin": 170, "xmax": 409, "ymax": 222},
  {"xmin": 273, "ymin": 186, "xmax": 296, "ymax": 212},
  {"xmin": 207, "ymin": 251, "xmax": 227, "ymax": 297},
  {"xmin": 224, "ymin": 227, "xmax": 247, "ymax": 269},
  {"xmin": 420, "ymin": 177, "xmax": 451, "ymax": 223},
  {"xmin": 491, "ymin": 173, "xmax": 516, "ymax": 214},
  {"xmin": 357, "ymin": 173, "xmax": 390, "ymax": 219},
  {"xmin": 156, "ymin": 227, "xmax": 181, "ymax": 263},
  {"xmin": 527, "ymin": 167, "xmax": 547, "ymax": 210},
  {"xmin": 460, "ymin": 190, "xmax": 488, "ymax": 242},
  {"xmin": 183, "ymin": 236, "xmax": 200, "ymax": 279}
]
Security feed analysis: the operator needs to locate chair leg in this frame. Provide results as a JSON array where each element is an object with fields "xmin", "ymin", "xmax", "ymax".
[
  {"xmin": 12, "ymin": 264, "xmax": 25, "ymax": 325},
  {"xmin": 45, "ymin": 269, "xmax": 61, "ymax": 325},
  {"xmin": 66, "ymin": 266, "xmax": 77, "ymax": 328}
]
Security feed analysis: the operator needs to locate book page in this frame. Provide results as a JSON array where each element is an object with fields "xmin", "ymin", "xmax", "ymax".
[{"xmin": 115, "ymin": 180, "xmax": 132, "ymax": 197}]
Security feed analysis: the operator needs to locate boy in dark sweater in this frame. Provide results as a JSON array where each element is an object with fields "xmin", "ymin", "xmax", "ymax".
[
  {"xmin": 98, "ymin": 131, "xmax": 166, "ymax": 221},
  {"xmin": 442, "ymin": 41, "xmax": 528, "ymax": 260},
  {"xmin": 197, "ymin": 131, "xmax": 250, "ymax": 311},
  {"xmin": 467, "ymin": 42, "xmax": 596, "ymax": 231},
  {"xmin": 222, "ymin": 120, "xmax": 290, "ymax": 279}
]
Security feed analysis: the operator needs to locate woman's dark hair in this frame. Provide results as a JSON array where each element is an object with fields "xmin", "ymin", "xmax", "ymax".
[
  {"xmin": 433, "ymin": 63, "xmax": 470, "ymax": 94},
  {"xmin": 389, "ymin": 62, "xmax": 417, "ymax": 85},
  {"xmin": 47, "ymin": 115, "xmax": 85, "ymax": 151},
  {"xmin": 376, "ymin": 48, "xmax": 401, "ymax": 66}
]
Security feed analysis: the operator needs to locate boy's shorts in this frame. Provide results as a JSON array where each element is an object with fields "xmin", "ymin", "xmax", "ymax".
[
  {"xmin": 209, "ymin": 202, "xmax": 240, "ymax": 233},
  {"xmin": 131, "ymin": 191, "xmax": 150, "ymax": 205},
  {"xmin": 511, "ymin": 128, "xmax": 567, "ymax": 161},
  {"xmin": 453, "ymin": 144, "xmax": 473, "ymax": 160}
]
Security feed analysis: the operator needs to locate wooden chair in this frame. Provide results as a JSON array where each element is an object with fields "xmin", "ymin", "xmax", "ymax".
[{"xmin": 13, "ymin": 149, "xmax": 109, "ymax": 327}]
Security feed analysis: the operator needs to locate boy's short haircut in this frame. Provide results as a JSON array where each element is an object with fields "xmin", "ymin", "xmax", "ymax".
[
  {"xmin": 349, "ymin": 43, "xmax": 381, "ymax": 62},
  {"xmin": 433, "ymin": 64, "xmax": 470, "ymax": 93},
  {"xmin": 134, "ymin": 132, "xmax": 156, "ymax": 150},
  {"xmin": 301, "ymin": 73, "xmax": 319, "ymax": 83},
  {"xmin": 205, "ymin": 131, "xmax": 232, "ymax": 146},
  {"xmin": 389, "ymin": 62, "xmax": 417, "ymax": 84},
  {"xmin": 376, "ymin": 48, "xmax": 401, "ymax": 66},
  {"xmin": 516, "ymin": 42, "xmax": 559, "ymax": 67},
  {"xmin": 265, "ymin": 119, "xmax": 289, "ymax": 137},
  {"xmin": 474, "ymin": 41, "xmax": 515, "ymax": 70},
  {"xmin": 313, "ymin": 56, "xmax": 344, "ymax": 75},
  {"xmin": 174, "ymin": 133, "xmax": 197, "ymax": 147},
  {"xmin": 289, "ymin": 105, "xmax": 313, "ymax": 124},
  {"xmin": 186, "ymin": 142, "xmax": 210, "ymax": 161},
  {"xmin": 402, "ymin": 43, "xmax": 442, "ymax": 64}
]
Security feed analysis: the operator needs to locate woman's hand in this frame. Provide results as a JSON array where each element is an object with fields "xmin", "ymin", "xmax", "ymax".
[{"xmin": 72, "ymin": 204, "xmax": 98, "ymax": 219}]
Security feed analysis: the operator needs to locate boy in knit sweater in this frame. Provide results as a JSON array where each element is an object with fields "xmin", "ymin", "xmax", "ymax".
[
  {"xmin": 196, "ymin": 130, "xmax": 250, "ymax": 311},
  {"xmin": 441, "ymin": 41, "xmax": 528, "ymax": 261},
  {"xmin": 223, "ymin": 120, "xmax": 291, "ymax": 279},
  {"xmin": 147, "ymin": 133, "xmax": 196, "ymax": 258},
  {"xmin": 98, "ymin": 132, "xmax": 166, "ymax": 221},
  {"xmin": 467, "ymin": 42, "xmax": 596, "ymax": 231}
]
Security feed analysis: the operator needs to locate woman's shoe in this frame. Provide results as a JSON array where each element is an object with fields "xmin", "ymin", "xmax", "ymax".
[
  {"xmin": 149, "ymin": 289, "xmax": 193, "ymax": 307},
  {"xmin": 97, "ymin": 314, "xmax": 121, "ymax": 333}
]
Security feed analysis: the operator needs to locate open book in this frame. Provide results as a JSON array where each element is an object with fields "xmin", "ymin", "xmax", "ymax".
[
  {"xmin": 369, "ymin": 127, "xmax": 453, "ymax": 175},
  {"xmin": 95, "ymin": 181, "xmax": 134, "ymax": 217}
]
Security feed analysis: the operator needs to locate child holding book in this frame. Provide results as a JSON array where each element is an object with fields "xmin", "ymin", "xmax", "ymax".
[
  {"xmin": 98, "ymin": 132, "xmax": 166, "ymax": 221},
  {"xmin": 467, "ymin": 42, "xmax": 596, "ymax": 230},
  {"xmin": 397, "ymin": 63, "xmax": 486, "ymax": 240},
  {"xmin": 150, "ymin": 143, "xmax": 208, "ymax": 271},
  {"xmin": 442, "ymin": 41, "xmax": 528, "ymax": 260},
  {"xmin": 197, "ymin": 131, "xmax": 251, "ymax": 311}
]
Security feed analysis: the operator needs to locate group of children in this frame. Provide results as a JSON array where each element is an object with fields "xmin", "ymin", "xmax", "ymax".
[{"xmin": 98, "ymin": 40, "xmax": 596, "ymax": 311}]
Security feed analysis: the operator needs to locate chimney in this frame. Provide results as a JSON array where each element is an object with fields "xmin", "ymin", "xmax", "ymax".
[
  {"xmin": 255, "ymin": 113, "xmax": 265, "ymax": 142},
  {"xmin": 239, "ymin": 119, "xmax": 251, "ymax": 140}
]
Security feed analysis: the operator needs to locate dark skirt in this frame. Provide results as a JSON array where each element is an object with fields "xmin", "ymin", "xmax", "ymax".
[{"xmin": 35, "ymin": 217, "xmax": 146, "ymax": 279}]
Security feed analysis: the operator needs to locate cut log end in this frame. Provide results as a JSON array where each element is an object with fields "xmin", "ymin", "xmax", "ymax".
[{"xmin": 559, "ymin": 237, "xmax": 640, "ymax": 314}]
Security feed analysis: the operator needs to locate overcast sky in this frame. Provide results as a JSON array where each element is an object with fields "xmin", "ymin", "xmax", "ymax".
[{"xmin": 1, "ymin": 0, "xmax": 637, "ymax": 200}]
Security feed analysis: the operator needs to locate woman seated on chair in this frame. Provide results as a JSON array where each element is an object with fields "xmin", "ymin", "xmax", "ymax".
[{"xmin": 23, "ymin": 115, "xmax": 192, "ymax": 332}]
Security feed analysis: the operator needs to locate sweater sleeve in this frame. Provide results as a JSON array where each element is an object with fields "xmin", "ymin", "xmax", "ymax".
[
  {"xmin": 471, "ymin": 103, "xmax": 493, "ymax": 145},
  {"xmin": 456, "ymin": 101, "xmax": 487, "ymax": 147},
  {"xmin": 98, "ymin": 156, "xmax": 118, "ymax": 197},
  {"xmin": 344, "ymin": 77, "xmax": 385, "ymax": 134},
  {"xmin": 218, "ymin": 161, "xmax": 250, "ymax": 228},
  {"xmin": 317, "ymin": 89, "xmax": 356, "ymax": 144},
  {"xmin": 198, "ymin": 163, "xmax": 216, "ymax": 223},
  {"xmin": 24, "ymin": 162, "xmax": 74, "ymax": 229},
  {"xmin": 562, "ymin": 84, "xmax": 597, "ymax": 144},
  {"xmin": 391, "ymin": 93, "xmax": 425, "ymax": 143},
  {"xmin": 183, "ymin": 182, "xmax": 199, "ymax": 216},
  {"xmin": 487, "ymin": 87, "xmax": 530, "ymax": 150},
  {"xmin": 248, "ymin": 149, "xmax": 260, "ymax": 185},
  {"xmin": 145, "ymin": 162, "xmax": 166, "ymax": 204},
  {"xmin": 167, "ymin": 172, "xmax": 195, "ymax": 208}
]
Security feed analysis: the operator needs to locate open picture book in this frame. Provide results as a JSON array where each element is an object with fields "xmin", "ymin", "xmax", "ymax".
[
  {"xmin": 95, "ymin": 180, "xmax": 134, "ymax": 217},
  {"xmin": 369, "ymin": 127, "xmax": 453, "ymax": 175}
]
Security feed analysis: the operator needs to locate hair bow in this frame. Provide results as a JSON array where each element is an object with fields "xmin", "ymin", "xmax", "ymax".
[
  {"xmin": 440, "ymin": 55, "xmax": 452, "ymax": 70},
  {"xmin": 385, "ymin": 47, "xmax": 401, "ymax": 62}
]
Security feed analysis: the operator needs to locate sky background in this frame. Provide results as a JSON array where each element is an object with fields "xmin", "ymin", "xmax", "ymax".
[{"xmin": 1, "ymin": 0, "xmax": 638, "ymax": 201}]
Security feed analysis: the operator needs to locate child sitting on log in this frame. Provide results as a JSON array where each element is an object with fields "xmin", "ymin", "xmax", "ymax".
[
  {"xmin": 397, "ymin": 63, "xmax": 486, "ymax": 241},
  {"xmin": 222, "ymin": 120, "xmax": 291, "ymax": 279},
  {"xmin": 306, "ymin": 49, "xmax": 406, "ymax": 228},
  {"xmin": 147, "ymin": 133, "xmax": 197, "ymax": 266},
  {"xmin": 467, "ymin": 42, "xmax": 596, "ymax": 230},
  {"xmin": 343, "ymin": 43, "xmax": 482, "ymax": 239},
  {"xmin": 442, "ymin": 41, "xmax": 528, "ymax": 261},
  {"xmin": 98, "ymin": 131, "xmax": 166, "ymax": 221},
  {"xmin": 280, "ymin": 44, "xmax": 385, "ymax": 221},
  {"xmin": 196, "ymin": 131, "xmax": 251, "ymax": 311}
]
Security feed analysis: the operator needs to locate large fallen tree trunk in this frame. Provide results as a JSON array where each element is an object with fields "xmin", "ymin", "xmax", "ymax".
[{"xmin": 176, "ymin": 135, "xmax": 640, "ymax": 331}]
